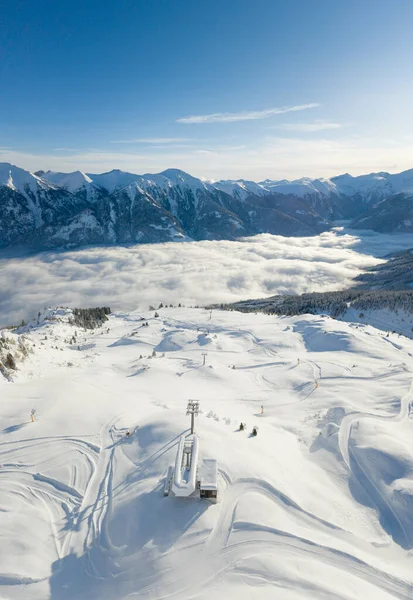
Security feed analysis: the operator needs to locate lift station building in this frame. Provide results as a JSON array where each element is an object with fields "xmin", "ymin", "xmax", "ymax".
[
  {"xmin": 164, "ymin": 400, "xmax": 218, "ymax": 503},
  {"xmin": 198, "ymin": 458, "xmax": 218, "ymax": 501}
]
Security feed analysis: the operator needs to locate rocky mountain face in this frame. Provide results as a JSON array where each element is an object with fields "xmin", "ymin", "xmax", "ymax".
[
  {"xmin": 351, "ymin": 193, "xmax": 413, "ymax": 233},
  {"xmin": 353, "ymin": 248, "xmax": 413, "ymax": 290},
  {"xmin": 0, "ymin": 162, "xmax": 413, "ymax": 249}
]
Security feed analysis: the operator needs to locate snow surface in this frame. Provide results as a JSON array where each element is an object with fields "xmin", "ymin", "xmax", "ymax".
[
  {"xmin": 1, "ymin": 306, "xmax": 413, "ymax": 599},
  {"xmin": 258, "ymin": 177, "xmax": 337, "ymax": 198},
  {"xmin": 259, "ymin": 170, "xmax": 413, "ymax": 199},
  {"xmin": 212, "ymin": 179, "xmax": 269, "ymax": 199},
  {"xmin": 43, "ymin": 171, "xmax": 94, "ymax": 193},
  {"xmin": 0, "ymin": 163, "xmax": 51, "ymax": 194},
  {"xmin": 85, "ymin": 170, "xmax": 143, "ymax": 194},
  {"xmin": 71, "ymin": 167, "xmax": 413, "ymax": 200}
]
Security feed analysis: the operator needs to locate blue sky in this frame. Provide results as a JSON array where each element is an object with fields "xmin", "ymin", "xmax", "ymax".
[{"xmin": 1, "ymin": 0, "xmax": 413, "ymax": 180}]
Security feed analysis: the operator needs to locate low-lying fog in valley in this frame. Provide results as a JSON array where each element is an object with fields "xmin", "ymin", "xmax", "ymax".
[{"xmin": 3, "ymin": 227, "xmax": 413, "ymax": 326}]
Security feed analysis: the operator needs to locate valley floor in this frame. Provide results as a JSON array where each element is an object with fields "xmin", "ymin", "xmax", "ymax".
[{"xmin": 1, "ymin": 307, "xmax": 413, "ymax": 599}]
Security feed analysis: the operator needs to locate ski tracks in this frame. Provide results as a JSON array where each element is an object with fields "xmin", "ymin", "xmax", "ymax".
[
  {"xmin": 204, "ymin": 477, "xmax": 413, "ymax": 600},
  {"xmin": 0, "ymin": 432, "xmax": 101, "ymax": 588},
  {"xmin": 338, "ymin": 380, "xmax": 413, "ymax": 549},
  {"xmin": 135, "ymin": 475, "xmax": 413, "ymax": 600},
  {"xmin": 66, "ymin": 415, "xmax": 121, "ymax": 567}
]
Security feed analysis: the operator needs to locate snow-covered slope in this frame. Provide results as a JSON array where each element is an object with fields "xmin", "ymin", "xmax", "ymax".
[
  {"xmin": 258, "ymin": 176, "xmax": 337, "ymax": 198},
  {"xmin": 0, "ymin": 163, "xmax": 77, "ymax": 237},
  {"xmin": 1, "ymin": 306, "xmax": 413, "ymax": 599},
  {"xmin": 256, "ymin": 169, "xmax": 413, "ymax": 202},
  {"xmin": 43, "ymin": 170, "xmax": 93, "ymax": 192},
  {"xmin": 43, "ymin": 171, "xmax": 93, "ymax": 192},
  {"xmin": 0, "ymin": 162, "xmax": 53, "ymax": 195},
  {"xmin": 331, "ymin": 169, "xmax": 413, "ymax": 201},
  {"xmin": 85, "ymin": 169, "xmax": 143, "ymax": 193},
  {"xmin": 390, "ymin": 168, "xmax": 413, "ymax": 193},
  {"xmin": 42, "ymin": 170, "xmax": 105, "ymax": 203},
  {"xmin": 212, "ymin": 179, "xmax": 269, "ymax": 199},
  {"xmin": 145, "ymin": 168, "xmax": 210, "ymax": 191},
  {"xmin": 85, "ymin": 168, "xmax": 211, "ymax": 196},
  {"xmin": 45, "ymin": 165, "xmax": 413, "ymax": 204}
]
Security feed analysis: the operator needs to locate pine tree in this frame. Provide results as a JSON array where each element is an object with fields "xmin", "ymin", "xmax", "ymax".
[{"xmin": 5, "ymin": 353, "xmax": 16, "ymax": 370}]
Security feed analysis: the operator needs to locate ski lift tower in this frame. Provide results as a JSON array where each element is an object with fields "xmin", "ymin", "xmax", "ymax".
[
  {"xmin": 164, "ymin": 399, "xmax": 218, "ymax": 502},
  {"xmin": 186, "ymin": 399, "xmax": 200, "ymax": 435}
]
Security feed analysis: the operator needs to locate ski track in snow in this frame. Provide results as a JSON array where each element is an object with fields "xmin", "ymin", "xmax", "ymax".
[
  {"xmin": 133, "ymin": 476, "xmax": 412, "ymax": 599},
  {"xmin": 338, "ymin": 380, "xmax": 413, "ymax": 550},
  {"xmin": 1, "ymin": 307, "xmax": 413, "ymax": 599}
]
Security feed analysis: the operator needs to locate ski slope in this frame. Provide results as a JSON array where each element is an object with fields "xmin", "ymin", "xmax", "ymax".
[{"xmin": 1, "ymin": 307, "xmax": 413, "ymax": 599}]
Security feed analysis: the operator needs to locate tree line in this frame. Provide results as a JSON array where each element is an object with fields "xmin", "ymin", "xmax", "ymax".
[
  {"xmin": 217, "ymin": 290, "xmax": 413, "ymax": 318},
  {"xmin": 69, "ymin": 307, "xmax": 111, "ymax": 329}
]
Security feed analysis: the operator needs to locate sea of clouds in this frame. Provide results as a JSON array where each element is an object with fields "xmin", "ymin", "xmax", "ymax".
[{"xmin": 2, "ymin": 227, "xmax": 413, "ymax": 326}]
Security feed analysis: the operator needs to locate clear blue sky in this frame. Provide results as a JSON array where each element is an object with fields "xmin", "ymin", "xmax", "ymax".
[{"xmin": 1, "ymin": 0, "xmax": 413, "ymax": 180}]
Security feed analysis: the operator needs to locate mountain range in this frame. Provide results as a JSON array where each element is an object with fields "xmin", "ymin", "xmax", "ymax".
[{"xmin": 1, "ymin": 162, "xmax": 413, "ymax": 249}]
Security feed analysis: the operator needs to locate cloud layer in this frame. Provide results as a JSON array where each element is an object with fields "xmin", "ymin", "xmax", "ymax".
[
  {"xmin": 2, "ymin": 228, "xmax": 413, "ymax": 327},
  {"xmin": 176, "ymin": 103, "xmax": 320, "ymax": 124}
]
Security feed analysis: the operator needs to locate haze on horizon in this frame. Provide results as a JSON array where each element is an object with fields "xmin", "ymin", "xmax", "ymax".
[{"xmin": 1, "ymin": 0, "xmax": 413, "ymax": 181}]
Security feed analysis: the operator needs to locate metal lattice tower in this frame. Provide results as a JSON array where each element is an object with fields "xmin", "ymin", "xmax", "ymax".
[{"xmin": 186, "ymin": 399, "xmax": 200, "ymax": 435}]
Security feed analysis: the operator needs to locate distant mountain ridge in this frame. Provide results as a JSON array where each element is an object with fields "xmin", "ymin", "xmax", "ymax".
[{"xmin": 1, "ymin": 162, "xmax": 413, "ymax": 249}]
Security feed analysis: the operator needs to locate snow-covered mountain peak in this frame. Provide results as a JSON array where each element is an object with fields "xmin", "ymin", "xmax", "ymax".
[
  {"xmin": 149, "ymin": 168, "xmax": 209, "ymax": 191},
  {"xmin": 388, "ymin": 168, "xmax": 413, "ymax": 193},
  {"xmin": 212, "ymin": 178, "xmax": 268, "ymax": 199},
  {"xmin": 249, "ymin": 169, "xmax": 413, "ymax": 200},
  {"xmin": 0, "ymin": 162, "xmax": 50, "ymax": 193},
  {"xmin": 2, "ymin": 162, "xmax": 413, "ymax": 248},
  {"xmin": 256, "ymin": 176, "xmax": 336, "ymax": 198},
  {"xmin": 43, "ymin": 170, "xmax": 95, "ymax": 192},
  {"xmin": 259, "ymin": 178, "xmax": 289, "ymax": 185},
  {"xmin": 86, "ymin": 169, "xmax": 142, "ymax": 193},
  {"xmin": 159, "ymin": 168, "xmax": 197, "ymax": 181}
]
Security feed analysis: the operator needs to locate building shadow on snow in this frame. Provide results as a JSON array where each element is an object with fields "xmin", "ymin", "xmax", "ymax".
[
  {"xmin": 49, "ymin": 485, "xmax": 209, "ymax": 600},
  {"xmin": 50, "ymin": 426, "xmax": 209, "ymax": 599}
]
